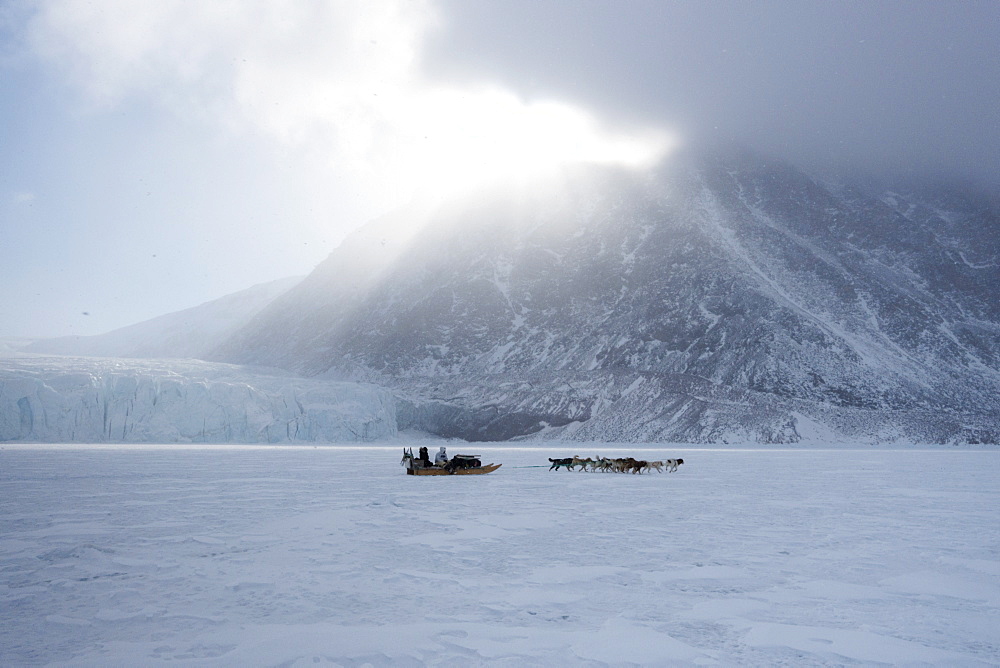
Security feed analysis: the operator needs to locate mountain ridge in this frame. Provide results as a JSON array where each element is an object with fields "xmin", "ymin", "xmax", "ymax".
[{"xmin": 210, "ymin": 148, "xmax": 1000, "ymax": 443}]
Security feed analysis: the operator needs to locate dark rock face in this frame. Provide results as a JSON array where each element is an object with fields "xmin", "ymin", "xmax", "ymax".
[{"xmin": 213, "ymin": 148, "xmax": 1000, "ymax": 443}]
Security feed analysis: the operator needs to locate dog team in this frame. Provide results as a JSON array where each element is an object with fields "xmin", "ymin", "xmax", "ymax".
[{"xmin": 548, "ymin": 455, "xmax": 683, "ymax": 473}]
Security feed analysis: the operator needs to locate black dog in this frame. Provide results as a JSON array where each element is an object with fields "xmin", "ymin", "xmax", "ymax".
[{"xmin": 548, "ymin": 457, "xmax": 574, "ymax": 471}]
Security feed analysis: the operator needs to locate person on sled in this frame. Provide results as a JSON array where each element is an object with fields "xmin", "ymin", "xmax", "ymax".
[{"xmin": 434, "ymin": 446, "xmax": 448, "ymax": 466}]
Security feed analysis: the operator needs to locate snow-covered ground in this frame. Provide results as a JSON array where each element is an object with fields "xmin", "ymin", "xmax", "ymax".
[{"xmin": 2, "ymin": 444, "xmax": 998, "ymax": 666}]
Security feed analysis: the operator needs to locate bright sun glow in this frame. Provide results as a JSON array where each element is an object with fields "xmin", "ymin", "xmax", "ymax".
[
  {"xmin": 394, "ymin": 87, "xmax": 675, "ymax": 201},
  {"xmin": 28, "ymin": 0, "xmax": 676, "ymax": 212}
]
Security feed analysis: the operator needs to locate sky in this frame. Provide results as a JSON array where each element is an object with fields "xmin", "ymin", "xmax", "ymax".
[{"xmin": 2, "ymin": 0, "xmax": 998, "ymax": 339}]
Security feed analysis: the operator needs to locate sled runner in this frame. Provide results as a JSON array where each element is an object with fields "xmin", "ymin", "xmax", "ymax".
[{"xmin": 400, "ymin": 448, "xmax": 501, "ymax": 475}]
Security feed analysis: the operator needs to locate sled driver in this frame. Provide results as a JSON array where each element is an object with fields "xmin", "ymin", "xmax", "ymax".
[{"xmin": 435, "ymin": 446, "xmax": 448, "ymax": 465}]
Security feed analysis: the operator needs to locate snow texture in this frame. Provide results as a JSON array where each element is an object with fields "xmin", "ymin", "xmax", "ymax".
[
  {"xmin": 1, "ymin": 445, "xmax": 997, "ymax": 665},
  {"xmin": 0, "ymin": 357, "xmax": 396, "ymax": 443}
]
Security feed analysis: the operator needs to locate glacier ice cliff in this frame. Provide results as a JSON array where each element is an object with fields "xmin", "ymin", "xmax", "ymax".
[{"xmin": 0, "ymin": 357, "xmax": 396, "ymax": 443}]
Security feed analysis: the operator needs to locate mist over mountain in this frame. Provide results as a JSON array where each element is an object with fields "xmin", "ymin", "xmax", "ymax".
[
  {"xmin": 211, "ymin": 146, "xmax": 1000, "ymax": 444},
  {"xmin": 24, "ymin": 277, "xmax": 302, "ymax": 360}
]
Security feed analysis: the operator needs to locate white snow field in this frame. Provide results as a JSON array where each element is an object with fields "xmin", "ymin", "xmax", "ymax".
[{"xmin": 1, "ymin": 445, "xmax": 998, "ymax": 666}]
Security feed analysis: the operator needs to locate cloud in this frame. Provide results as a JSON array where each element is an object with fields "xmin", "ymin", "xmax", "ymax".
[
  {"xmin": 26, "ymin": 0, "xmax": 671, "ymax": 208},
  {"xmin": 426, "ymin": 0, "xmax": 1000, "ymax": 190}
]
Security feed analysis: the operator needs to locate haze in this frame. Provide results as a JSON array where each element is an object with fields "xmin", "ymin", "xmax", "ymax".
[{"xmin": 2, "ymin": 0, "xmax": 997, "ymax": 338}]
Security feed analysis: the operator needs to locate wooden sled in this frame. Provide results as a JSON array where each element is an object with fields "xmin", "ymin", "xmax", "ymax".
[
  {"xmin": 406, "ymin": 462, "xmax": 502, "ymax": 476},
  {"xmin": 401, "ymin": 448, "xmax": 501, "ymax": 475}
]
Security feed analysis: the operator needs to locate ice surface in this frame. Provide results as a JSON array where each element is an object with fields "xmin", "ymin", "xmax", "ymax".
[{"xmin": 1, "ymin": 445, "xmax": 997, "ymax": 665}]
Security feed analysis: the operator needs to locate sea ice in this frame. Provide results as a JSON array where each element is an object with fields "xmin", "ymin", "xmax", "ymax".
[{"xmin": 1, "ymin": 444, "xmax": 997, "ymax": 665}]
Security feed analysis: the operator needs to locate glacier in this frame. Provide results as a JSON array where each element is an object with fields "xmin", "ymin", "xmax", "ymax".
[{"xmin": 0, "ymin": 356, "xmax": 397, "ymax": 443}]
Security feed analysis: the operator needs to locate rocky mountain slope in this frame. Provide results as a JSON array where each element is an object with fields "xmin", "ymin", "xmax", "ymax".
[{"xmin": 213, "ymin": 148, "xmax": 1000, "ymax": 443}]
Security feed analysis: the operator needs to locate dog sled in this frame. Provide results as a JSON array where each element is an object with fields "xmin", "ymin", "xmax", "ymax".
[{"xmin": 400, "ymin": 448, "xmax": 501, "ymax": 475}]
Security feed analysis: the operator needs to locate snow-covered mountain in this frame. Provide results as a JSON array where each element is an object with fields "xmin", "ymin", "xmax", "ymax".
[
  {"xmin": 0, "ymin": 356, "xmax": 395, "ymax": 443},
  {"xmin": 24, "ymin": 276, "xmax": 302, "ymax": 360},
  {"xmin": 213, "ymin": 148, "xmax": 1000, "ymax": 443}
]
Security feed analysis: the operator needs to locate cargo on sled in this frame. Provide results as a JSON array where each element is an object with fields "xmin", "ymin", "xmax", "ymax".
[{"xmin": 400, "ymin": 447, "xmax": 501, "ymax": 475}]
